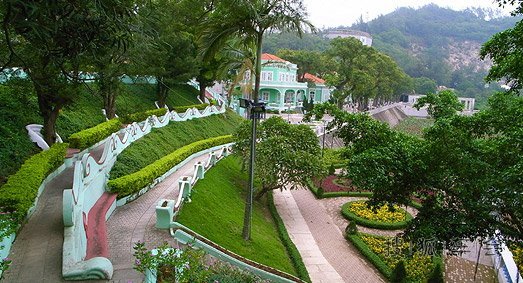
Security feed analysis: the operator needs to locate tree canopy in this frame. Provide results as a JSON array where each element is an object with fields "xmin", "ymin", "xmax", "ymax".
[{"xmin": 234, "ymin": 116, "xmax": 322, "ymax": 199}]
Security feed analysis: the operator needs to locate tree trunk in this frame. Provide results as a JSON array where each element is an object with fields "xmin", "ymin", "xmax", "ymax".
[
  {"xmin": 32, "ymin": 73, "xmax": 63, "ymax": 146},
  {"xmin": 99, "ymin": 72, "xmax": 118, "ymax": 119},
  {"xmin": 156, "ymin": 77, "xmax": 168, "ymax": 108},
  {"xmin": 199, "ymin": 80, "xmax": 207, "ymax": 102}
]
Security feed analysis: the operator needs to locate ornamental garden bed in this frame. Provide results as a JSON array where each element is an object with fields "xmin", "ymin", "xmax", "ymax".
[
  {"xmin": 346, "ymin": 232, "xmax": 443, "ymax": 282},
  {"xmin": 341, "ymin": 200, "xmax": 413, "ymax": 230}
]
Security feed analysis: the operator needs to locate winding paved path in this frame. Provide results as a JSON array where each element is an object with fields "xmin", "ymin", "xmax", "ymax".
[{"xmin": 274, "ymin": 188, "xmax": 385, "ymax": 283}]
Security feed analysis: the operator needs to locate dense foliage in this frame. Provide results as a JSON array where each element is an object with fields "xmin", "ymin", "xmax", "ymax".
[
  {"xmin": 68, "ymin": 119, "xmax": 122, "ymax": 150},
  {"xmin": 308, "ymin": 91, "xmax": 523, "ymax": 247}
]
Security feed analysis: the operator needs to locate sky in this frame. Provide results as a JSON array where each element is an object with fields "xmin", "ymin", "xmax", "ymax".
[{"xmin": 302, "ymin": 0, "xmax": 512, "ymax": 28}]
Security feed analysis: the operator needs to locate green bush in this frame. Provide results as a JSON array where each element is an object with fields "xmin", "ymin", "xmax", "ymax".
[
  {"xmin": 68, "ymin": 118, "xmax": 122, "ymax": 150},
  {"xmin": 341, "ymin": 202, "xmax": 413, "ymax": 230},
  {"xmin": 428, "ymin": 260, "xmax": 444, "ymax": 283},
  {"xmin": 108, "ymin": 135, "xmax": 233, "ymax": 198},
  {"xmin": 391, "ymin": 261, "xmax": 408, "ymax": 283},
  {"xmin": 267, "ymin": 192, "xmax": 311, "ymax": 283},
  {"xmin": 120, "ymin": 108, "xmax": 168, "ymax": 124},
  {"xmin": 173, "ymin": 103, "xmax": 209, "ymax": 113},
  {"xmin": 0, "ymin": 143, "xmax": 68, "ymax": 221},
  {"xmin": 346, "ymin": 233, "xmax": 393, "ymax": 279},
  {"xmin": 305, "ymin": 179, "xmax": 373, "ymax": 199}
]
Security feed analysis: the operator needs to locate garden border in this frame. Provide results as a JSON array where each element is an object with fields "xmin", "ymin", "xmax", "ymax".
[{"xmin": 341, "ymin": 201, "xmax": 413, "ymax": 230}]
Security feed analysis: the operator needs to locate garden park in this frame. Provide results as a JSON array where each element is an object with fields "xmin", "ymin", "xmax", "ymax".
[{"xmin": 0, "ymin": 0, "xmax": 522, "ymax": 282}]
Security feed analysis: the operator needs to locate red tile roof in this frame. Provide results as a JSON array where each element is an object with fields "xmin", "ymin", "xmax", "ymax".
[
  {"xmin": 304, "ymin": 73, "xmax": 325, "ymax": 84},
  {"xmin": 261, "ymin": 53, "xmax": 287, "ymax": 62}
]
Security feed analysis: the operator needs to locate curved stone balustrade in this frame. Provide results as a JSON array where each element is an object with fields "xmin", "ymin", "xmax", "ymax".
[{"xmin": 61, "ymin": 104, "xmax": 227, "ymax": 280}]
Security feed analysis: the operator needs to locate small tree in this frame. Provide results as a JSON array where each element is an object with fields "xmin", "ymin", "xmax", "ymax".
[
  {"xmin": 413, "ymin": 90, "xmax": 463, "ymax": 120},
  {"xmin": 234, "ymin": 116, "xmax": 322, "ymax": 199}
]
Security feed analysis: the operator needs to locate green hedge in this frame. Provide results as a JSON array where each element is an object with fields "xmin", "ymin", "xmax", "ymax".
[
  {"xmin": 173, "ymin": 103, "xmax": 209, "ymax": 113},
  {"xmin": 120, "ymin": 108, "xmax": 167, "ymax": 124},
  {"xmin": 306, "ymin": 179, "xmax": 373, "ymax": 199},
  {"xmin": 267, "ymin": 192, "xmax": 311, "ymax": 283},
  {"xmin": 68, "ymin": 118, "xmax": 122, "ymax": 150},
  {"xmin": 346, "ymin": 233, "xmax": 393, "ymax": 279},
  {"xmin": 108, "ymin": 135, "xmax": 233, "ymax": 198},
  {"xmin": 341, "ymin": 202, "xmax": 413, "ymax": 230},
  {"xmin": 0, "ymin": 143, "xmax": 68, "ymax": 221}
]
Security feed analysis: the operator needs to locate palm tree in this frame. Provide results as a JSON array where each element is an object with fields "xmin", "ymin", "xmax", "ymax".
[
  {"xmin": 199, "ymin": 0, "xmax": 313, "ymax": 240},
  {"xmin": 200, "ymin": 0, "xmax": 313, "ymax": 103}
]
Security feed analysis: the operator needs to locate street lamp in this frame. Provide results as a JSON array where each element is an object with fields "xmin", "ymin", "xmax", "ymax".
[{"xmin": 239, "ymin": 98, "xmax": 266, "ymax": 240}]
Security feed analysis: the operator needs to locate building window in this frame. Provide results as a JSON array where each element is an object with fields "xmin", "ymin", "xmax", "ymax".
[
  {"xmin": 261, "ymin": 71, "xmax": 273, "ymax": 81},
  {"xmin": 279, "ymin": 73, "xmax": 285, "ymax": 82},
  {"xmin": 261, "ymin": 91, "xmax": 270, "ymax": 101},
  {"xmin": 244, "ymin": 70, "xmax": 251, "ymax": 81}
]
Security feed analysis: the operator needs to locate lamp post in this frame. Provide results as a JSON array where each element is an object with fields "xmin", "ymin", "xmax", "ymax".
[{"xmin": 239, "ymin": 98, "xmax": 266, "ymax": 240}]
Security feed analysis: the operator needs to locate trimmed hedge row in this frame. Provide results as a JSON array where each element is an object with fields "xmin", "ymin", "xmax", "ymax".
[
  {"xmin": 306, "ymin": 179, "xmax": 372, "ymax": 199},
  {"xmin": 68, "ymin": 118, "xmax": 122, "ymax": 150},
  {"xmin": 108, "ymin": 135, "xmax": 233, "ymax": 197},
  {"xmin": 68, "ymin": 107, "xmax": 173, "ymax": 150},
  {"xmin": 173, "ymin": 103, "xmax": 209, "ymax": 113},
  {"xmin": 120, "ymin": 108, "xmax": 167, "ymax": 124},
  {"xmin": 346, "ymin": 233, "xmax": 393, "ymax": 279},
  {"xmin": 267, "ymin": 192, "xmax": 311, "ymax": 283},
  {"xmin": 341, "ymin": 202, "xmax": 413, "ymax": 230},
  {"xmin": 0, "ymin": 143, "xmax": 68, "ymax": 221}
]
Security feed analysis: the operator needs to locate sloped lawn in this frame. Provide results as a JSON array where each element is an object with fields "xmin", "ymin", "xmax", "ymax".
[{"xmin": 176, "ymin": 155, "xmax": 297, "ymax": 276}]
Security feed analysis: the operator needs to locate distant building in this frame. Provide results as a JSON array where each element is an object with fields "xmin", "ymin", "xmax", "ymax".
[
  {"xmin": 407, "ymin": 94, "xmax": 475, "ymax": 112},
  {"xmin": 323, "ymin": 29, "xmax": 373, "ymax": 46},
  {"xmin": 235, "ymin": 53, "xmax": 331, "ymax": 112}
]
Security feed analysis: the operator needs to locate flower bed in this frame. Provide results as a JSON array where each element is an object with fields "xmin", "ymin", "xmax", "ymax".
[
  {"xmin": 347, "ymin": 232, "xmax": 442, "ymax": 282},
  {"xmin": 314, "ymin": 175, "xmax": 365, "ymax": 193},
  {"xmin": 341, "ymin": 201, "xmax": 412, "ymax": 230}
]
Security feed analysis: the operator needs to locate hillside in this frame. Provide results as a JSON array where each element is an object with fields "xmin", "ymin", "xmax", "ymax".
[
  {"xmin": 263, "ymin": 4, "xmax": 520, "ymax": 108},
  {"xmin": 0, "ymin": 81, "xmax": 201, "ymax": 186}
]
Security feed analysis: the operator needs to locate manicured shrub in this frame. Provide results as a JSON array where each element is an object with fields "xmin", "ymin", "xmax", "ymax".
[
  {"xmin": 68, "ymin": 118, "xmax": 122, "ymax": 150},
  {"xmin": 391, "ymin": 261, "xmax": 407, "ymax": 283},
  {"xmin": 428, "ymin": 261, "xmax": 444, "ymax": 283},
  {"xmin": 173, "ymin": 103, "xmax": 209, "ymax": 113},
  {"xmin": 108, "ymin": 135, "xmax": 233, "ymax": 198},
  {"xmin": 0, "ymin": 143, "xmax": 68, "ymax": 221},
  {"xmin": 328, "ymin": 164, "xmax": 335, "ymax": 175},
  {"xmin": 341, "ymin": 201, "xmax": 413, "ymax": 230},
  {"xmin": 346, "ymin": 221, "xmax": 358, "ymax": 235},
  {"xmin": 267, "ymin": 192, "xmax": 311, "ymax": 283},
  {"xmin": 120, "ymin": 108, "xmax": 167, "ymax": 124}
]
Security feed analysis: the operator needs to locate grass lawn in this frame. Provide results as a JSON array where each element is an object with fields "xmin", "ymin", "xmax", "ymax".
[
  {"xmin": 176, "ymin": 155, "xmax": 298, "ymax": 276},
  {"xmin": 393, "ymin": 117, "xmax": 434, "ymax": 137},
  {"xmin": 110, "ymin": 110, "xmax": 244, "ymax": 179}
]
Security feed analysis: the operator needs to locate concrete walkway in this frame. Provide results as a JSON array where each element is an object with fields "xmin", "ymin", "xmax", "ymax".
[
  {"xmin": 106, "ymin": 154, "xmax": 210, "ymax": 282},
  {"xmin": 274, "ymin": 188, "xmax": 385, "ymax": 283},
  {"xmin": 3, "ymin": 167, "xmax": 74, "ymax": 283}
]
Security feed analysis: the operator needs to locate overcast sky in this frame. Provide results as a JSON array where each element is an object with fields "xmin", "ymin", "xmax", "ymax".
[{"xmin": 302, "ymin": 0, "xmax": 511, "ymax": 28}]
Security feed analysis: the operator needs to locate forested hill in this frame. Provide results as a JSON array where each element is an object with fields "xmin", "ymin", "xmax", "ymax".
[
  {"xmin": 350, "ymin": 4, "xmax": 518, "ymax": 83},
  {"xmin": 263, "ymin": 4, "xmax": 521, "ymax": 108}
]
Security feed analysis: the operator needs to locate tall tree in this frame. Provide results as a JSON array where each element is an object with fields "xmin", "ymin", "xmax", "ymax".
[
  {"xmin": 129, "ymin": 0, "xmax": 199, "ymax": 108},
  {"xmin": 1, "ymin": 0, "xmax": 134, "ymax": 144}
]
